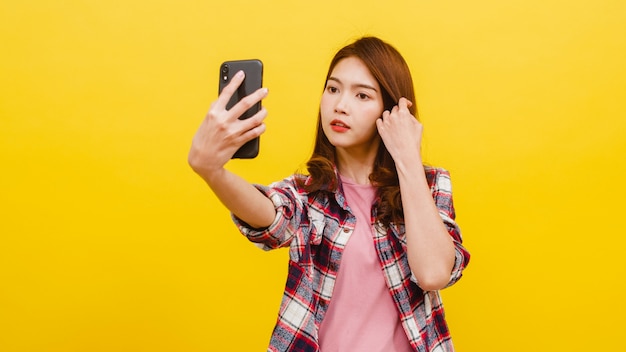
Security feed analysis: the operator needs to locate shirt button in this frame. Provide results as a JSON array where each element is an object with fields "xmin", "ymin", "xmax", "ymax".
[
  {"xmin": 329, "ymin": 262, "xmax": 338, "ymax": 271},
  {"xmin": 343, "ymin": 228, "xmax": 350, "ymax": 233}
]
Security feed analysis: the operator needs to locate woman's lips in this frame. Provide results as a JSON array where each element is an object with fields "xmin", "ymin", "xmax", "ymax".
[{"xmin": 330, "ymin": 119, "xmax": 350, "ymax": 132}]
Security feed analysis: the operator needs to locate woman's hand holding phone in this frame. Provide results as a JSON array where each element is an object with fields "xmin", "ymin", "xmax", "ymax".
[
  {"xmin": 188, "ymin": 70, "xmax": 268, "ymax": 179},
  {"xmin": 188, "ymin": 69, "xmax": 275, "ymax": 229}
]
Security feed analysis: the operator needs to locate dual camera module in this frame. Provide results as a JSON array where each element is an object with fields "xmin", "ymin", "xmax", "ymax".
[{"xmin": 221, "ymin": 64, "xmax": 229, "ymax": 82}]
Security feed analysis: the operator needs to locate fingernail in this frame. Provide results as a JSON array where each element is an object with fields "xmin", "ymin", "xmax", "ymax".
[
  {"xmin": 236, "ymin": 70, "xmax": 245, "ymax": 78},
  {"xmin": 262, "ymin": 88, "xmax": 269, "ymax": 95}
]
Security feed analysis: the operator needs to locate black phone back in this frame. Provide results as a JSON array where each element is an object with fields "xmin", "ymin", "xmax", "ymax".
[{"xmin": 218, "ymin": 59, "xmax": 263, "ymax": 159}]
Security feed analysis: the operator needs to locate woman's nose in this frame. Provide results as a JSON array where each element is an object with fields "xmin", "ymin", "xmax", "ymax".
[{"xmin": 334, "ymin": 94, "xmax": 349, "ymax": 114}]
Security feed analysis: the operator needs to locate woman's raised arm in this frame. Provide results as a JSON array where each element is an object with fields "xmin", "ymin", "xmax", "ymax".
[{"xmin": 188, "ymin": 70, "xmax": 275, "ymax": 228}]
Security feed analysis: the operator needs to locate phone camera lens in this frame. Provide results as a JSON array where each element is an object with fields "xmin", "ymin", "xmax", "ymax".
[{"xmin": 221, "ymin": 64, "xmax": 229, "ymax": 81}]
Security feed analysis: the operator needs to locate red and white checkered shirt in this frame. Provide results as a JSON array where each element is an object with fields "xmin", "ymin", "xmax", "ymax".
[{"xmin": 233, "ymin": 166, "xmax": 470, "ymax": 352}]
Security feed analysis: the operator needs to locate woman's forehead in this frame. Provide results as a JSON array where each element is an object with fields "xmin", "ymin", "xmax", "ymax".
[{"xmin": 329, "ymin": 57, "xmax": 379, "ymax": 89}]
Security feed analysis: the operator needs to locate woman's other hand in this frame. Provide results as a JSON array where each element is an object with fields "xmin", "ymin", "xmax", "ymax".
[{"xmin": 376, "ymin": 97, "xmax": 422, "ymax": 165}]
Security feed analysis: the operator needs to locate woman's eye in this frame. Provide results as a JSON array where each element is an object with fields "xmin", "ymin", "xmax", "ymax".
[
  {"xmin": 357, "ymin": 93, "xmax": 369, "ymax": 100},
  {"xmin": 327, "ymin": 86, "xmax": 338, "ymax": 93}
]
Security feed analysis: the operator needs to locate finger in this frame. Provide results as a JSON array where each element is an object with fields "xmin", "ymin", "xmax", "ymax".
[
  {"xmin": 376, "ymin": 117, "xmax": 385, "ymax": 132},
  {"xmin": 398, "ymin": 97, "xmax": 413, "ymax": 112},
  {"xmin": 389, "ymin": 104, "xmax": 399, "ymax": 117},
  {"xmin": 237, "ymin": 107, "xmax": 268, "ymax": 133},
  {"xmin": 239, "ymin": 122, "xmax": 267, "ymax": 143},
  {"xmin": 228, "ymin": 87, "xmax": 269, "ymax": 120},
  {"xmin": 215, "ymin": 70, "xmax": 246, "ymax": 109}
]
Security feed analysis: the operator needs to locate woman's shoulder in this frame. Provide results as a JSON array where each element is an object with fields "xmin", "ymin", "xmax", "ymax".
[
  {"xmin": 267, "ymin": 173, "xmax": 317, "ymax": 196},
  {"xmin": 262, "ymin": 174, "xmax": 336, "ymax": 214},
  {"xmin": 422, "ymin": 165, "xmax": 452, "ymax": 192},
  {"xmin": 423, "ymin": 164, "xmax": 449, "ymax": 175}
]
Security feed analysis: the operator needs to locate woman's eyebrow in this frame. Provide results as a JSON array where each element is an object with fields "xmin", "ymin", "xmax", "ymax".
[{"xmin": 327, "ymin": 76, "xmax": 378, "ymax": 92}]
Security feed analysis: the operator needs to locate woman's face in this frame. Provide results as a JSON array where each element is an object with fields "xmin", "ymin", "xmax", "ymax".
[{"xmin": 320, "ymin": 56, "xmax": 385, "ymax": 156}]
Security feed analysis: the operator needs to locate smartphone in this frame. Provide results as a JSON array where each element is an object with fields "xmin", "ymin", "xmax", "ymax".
[{"xmin": 218, "ymin": 59, "xmax": 263, "ymax": 159}]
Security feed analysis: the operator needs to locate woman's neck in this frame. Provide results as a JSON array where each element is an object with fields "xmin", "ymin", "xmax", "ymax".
[{"xmin": 335, "ymin": 147, "xmax": 377, "ymax": 185}]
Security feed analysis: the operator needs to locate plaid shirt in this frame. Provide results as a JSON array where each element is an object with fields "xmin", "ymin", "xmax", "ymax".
[{"xmin": 233, "ymin": 166, "xmax": 470, "ymax": 352}]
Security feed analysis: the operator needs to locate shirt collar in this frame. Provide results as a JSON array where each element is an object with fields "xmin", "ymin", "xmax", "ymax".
[{"xmin": 302, "ymin": 165, "xmax": 351, "ymax": 211}]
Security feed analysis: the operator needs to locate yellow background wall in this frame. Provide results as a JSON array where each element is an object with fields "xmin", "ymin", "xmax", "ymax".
[{"xmin": 1, "ymin": 1, "xmax": 625, "ymax": 351}]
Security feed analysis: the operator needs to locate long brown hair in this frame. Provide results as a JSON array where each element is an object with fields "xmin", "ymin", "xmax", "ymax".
[{"xmin": 302, "ymin": 36, "xmax": 418, "ymax": 227}]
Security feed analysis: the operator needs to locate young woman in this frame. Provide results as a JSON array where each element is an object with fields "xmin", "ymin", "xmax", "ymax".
[{"xmin": 189, "ymin": 37, "xmax": 470, "ymax": 352}]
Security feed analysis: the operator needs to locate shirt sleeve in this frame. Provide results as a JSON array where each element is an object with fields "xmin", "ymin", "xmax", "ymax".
[
  {"xmin": 429, "ymin": 168, "xmax": 471, "ymax": 289},
  {"xmin": 231, "ymin": 175, "xmax": 306, "ymax": 251}
]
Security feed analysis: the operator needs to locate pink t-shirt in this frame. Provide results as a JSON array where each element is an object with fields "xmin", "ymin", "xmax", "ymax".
[{"xmin": 318, "ymin": 175, "xmax": 412, "ymax": 352}]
